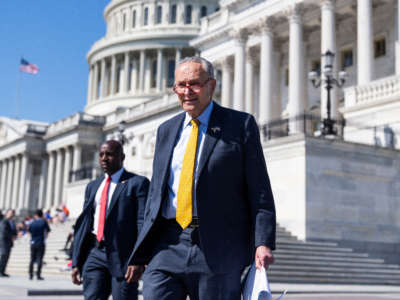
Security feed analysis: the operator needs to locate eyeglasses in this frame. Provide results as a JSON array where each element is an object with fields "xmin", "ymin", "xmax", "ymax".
[{"xmin": 173, "ymin": 78, "xmax": 212, "ymax": 94}]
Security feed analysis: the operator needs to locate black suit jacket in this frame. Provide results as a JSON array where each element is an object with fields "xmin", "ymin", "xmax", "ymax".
[
  {"xmin": 72, "ymin": 170, "xmax": 149, "ymax": 277},
  {"xmin": 129, "ymin": 102, "xmax": 276, "ymax": 273},
  {"xmin": 0, "ymin": 219, "xmax": 16, "ymax": 251}
]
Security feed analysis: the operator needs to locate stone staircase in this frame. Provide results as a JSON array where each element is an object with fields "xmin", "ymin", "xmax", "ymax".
[
  {"xmin": 5, "ymin": 220, "xmax": 400, "ymax": 285},
  {"xmin": 268, "ymin": 225, "xmax": 400, "ymax": 285},
  {"xmin": 6, "ymin": 220, "xmax": 73, "ymax": 277}
]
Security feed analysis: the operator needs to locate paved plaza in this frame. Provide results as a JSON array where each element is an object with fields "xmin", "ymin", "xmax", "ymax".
[{"xmin": 0, "ymin": 274, "xmax": 400, "ymax": 300}]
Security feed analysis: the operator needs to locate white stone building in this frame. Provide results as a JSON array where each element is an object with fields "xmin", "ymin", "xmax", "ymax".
[{"xmin": 0, "ymin": 0, "xmax": 399, "ymax": 262}]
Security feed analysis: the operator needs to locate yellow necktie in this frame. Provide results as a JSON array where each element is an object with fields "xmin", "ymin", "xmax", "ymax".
[{"xmin": 176, "ymin": 119, "xmax": 200, "ymax": 229}]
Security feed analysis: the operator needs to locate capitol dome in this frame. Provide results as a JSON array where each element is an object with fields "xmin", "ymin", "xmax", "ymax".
[{"xmin": 85, "ymin": 0, "xmax": 219, "ymax": 116}]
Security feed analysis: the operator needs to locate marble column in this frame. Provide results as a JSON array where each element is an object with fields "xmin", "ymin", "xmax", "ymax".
[
  {"xmin": 149, "ymin": 1, "xmax": 156, "ymax": 26},
  {"xmin": 54, "ymin": 149, "xmax": 64, "ymax": 207},
  {"xmin": 259, "ymin": 20, "xmax": 275, "ymax": 125},
  {"xmin": 23, "ymin": 162, "xmax": 33, "ymax": 210},
  {"xmin": 156, "ymin": 49, "xmax": 164, "ymax": 92},
  {"xmin": 175, "ymin": 48, "xmax": 182, "ymax": 65},
  {"xmin": 178, "ymin": 2, "xmax": 185, "ymax": 25},
  {"xmin": 93, "ymin": 62, "xmax": 99, "ymax": 100},
  {"xmin": 110, "ymin": 55, "xmax": 117, "ymax": 95},
  {"xmin": 397, "ymin": 0, "xmax": 400, "ymax": 74},
  {"xmin": 162, "ymin": 2, "xmax": 170, "ymax": 25},
  {"xmin": 38, "ymin": 157, "xmax": 48, "ymax": 209},
  {"xmin": 357, "ymin": 0, "xmax": 373, "ymax": 85},
  {"xmin": 6, "ymin": 157, "xmax": 15, "ymax": 208},
  {"xmin": 0, "ymin": 160, "xmax": 7, "ymax": 208},
  {"xmin": 63, "ymin": 147, "xmax": 72, "ymax": 204},
  {"xmin": 321, "ymin": 0, "xmax": 338, "ymax": 120},
  {"xmin": 100, "ymin": 59, "xmax": 107, "ymax": 98},
  {"xmin": 221, "ymin": 57, "xmax": 233, "ymax": 108},
  {"xmin": 139, "ymin": 50, "xmax": 146, "ymax": 92},
  {"xmin": 11, "ymin": 156, "xmax": 20, "ymax": 209},
  {"xmin": 145, "ymin": 56, "xmax": 152, "ymax": 93},
  {"xmin": 123, "ymin": 52, "xmax": 130, "ymax": 94},
  {"xmin": 287, "ymin": 5, "xmax": 305, "ymax": 134},
  {"xmin": 45, "ymin": 151, "xmax": 55, "ymax": 208},
  {"xmin": 130, "ymin": 58, "xmax": 138, "ymax": 93},
  {"xmin": 245, "ymin": 50, "xmax": 255, "ymax": 114},
  {"xmin": 232, "ymin": 29, "xmax": 247, "ymax": 111},
  {"xmin": 17, "ymin": 154, "xmax": 27, "ymax": 209},
  {"xmin": 87, "ymin": 66, "xmax": 93, "ymax": 104},
  {"xmin": 72, "ymin": 145, "xmax": 82, "ymax": 182},
  {"xmin": 193, "ymin": 4, "xmax": 200, "ymax": 25}
]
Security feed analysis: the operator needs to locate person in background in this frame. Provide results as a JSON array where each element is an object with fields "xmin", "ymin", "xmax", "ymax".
[
  {"xmin": 0, "ymin": 209, "xmax": 17, "ymax": 277},
  {"xmin": 28, "ymin": 209, "xmax": 50, "ymax": 280}
]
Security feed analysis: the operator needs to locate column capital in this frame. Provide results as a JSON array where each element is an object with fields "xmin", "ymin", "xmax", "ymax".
[
  {"xmin": 246, "ymin": 48, "xmax": 258, "ymax": 65},
  {"xmin": 230, "ymin": 28, "xmax": 248, "ymax": 44},
  {"xmin": 256, "ymin": 16, "xmax": 276, "ymax": 35},
  {"xmin": 321, "ymin": 0, "xmax": 336, "ymax": 10},
  {"xmin": 216, "ymin": 56, "xmax": 234, "ymax": 71},
  {"xmin": 284, "ymin": 3, "xmax": 304, "ymax": 23}
]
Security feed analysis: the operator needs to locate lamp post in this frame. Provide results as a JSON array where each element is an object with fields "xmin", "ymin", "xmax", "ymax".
[
  {"xmin": 117, "ymin": 120, "xmax": 134, "ymax": 146},
  {"xmin": 309, "ymin": 50, "xmax": 347, "ymax": 136}
]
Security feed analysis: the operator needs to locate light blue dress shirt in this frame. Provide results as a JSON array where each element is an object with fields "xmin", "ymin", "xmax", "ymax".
[{"xmin": 162, "ymin": 101, "xmax": 214, "ymax": 219}]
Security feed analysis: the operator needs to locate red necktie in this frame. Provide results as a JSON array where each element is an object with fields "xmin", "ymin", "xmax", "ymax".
[{"xmin": 97, "ymin": 176, "xmax": 111, "ymax": 242}]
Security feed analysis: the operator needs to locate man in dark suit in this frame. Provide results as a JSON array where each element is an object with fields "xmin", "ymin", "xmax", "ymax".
[
  {"xmin": 72, "ymin": 140, "xmax": 149, "ymax": 300},
  {"xmin": 0, "ymin": 209, "xmax": 16, "ymax": 277},
  {"xmin": 127, "ymin": 57, "xmax": 276, "ymax": 299}
]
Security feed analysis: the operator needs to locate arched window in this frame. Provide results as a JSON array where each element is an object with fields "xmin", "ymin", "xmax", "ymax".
[
  {"xmin": 156, "ymin": 6, "xmax": 162, "ymax": 24},
  {"xmin": 185, "ymin": 5, "xmax": 192, "ymax": 24},
  {"xmin": 144, "ymin": 7, "xmax": 149, "ymax": 26},
  {"xmin": 132, "ymin": 10, "xmax": 136, "ymax": 28},
  {"xmin": 201, "ymin": 6, "xmax": 207, "ymax": 18},
  {"xmin": 170, "ymin": 4, "xmax": 177, "ymax": 24}
]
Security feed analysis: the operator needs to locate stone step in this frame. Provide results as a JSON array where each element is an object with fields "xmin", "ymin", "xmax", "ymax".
[
  {"xmin": 274, "ymin": 253, "xmax": 385, "ymax": 264},
  {"xmin": 275, "ymin": 243, "xmax": 354, "ymax": 252},
  {"xmin": 269, "ymin": 264, "xmax": 400, "ymax": 275},
  {"xmin": 272, "ymin": 259, "xmax": 400, "ymax": 269},
  {"xmin": 267, "ymin": 270, "xmax": 400, "ymax": 281},
  {"xmin": 274, "ymin": 248, "xmax": 369, "ymax": 258},
  {"xmin": 267, "ymin": 275, "xmax": 400, "ymax": 285}
]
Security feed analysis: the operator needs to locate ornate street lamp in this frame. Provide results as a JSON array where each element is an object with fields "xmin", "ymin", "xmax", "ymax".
[
  {"xmin": 117, "ymin": 120, "xmax": 134, "ymax": 146},
  {"xmin": 309, "ymin": 50, "xmax": 347, "ymax": 136}
]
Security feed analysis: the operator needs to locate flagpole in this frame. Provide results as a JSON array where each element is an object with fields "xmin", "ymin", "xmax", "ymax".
[{"xmin": 15, "ymin": 59, "xmax": 22, "ymax": 119}]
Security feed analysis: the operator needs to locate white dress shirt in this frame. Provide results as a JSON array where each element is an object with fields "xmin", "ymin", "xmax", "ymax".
[
  {"xmin": 162, "ymin": 101, "xmax": 214, "ymax": 219},
  {"xmin": 92, "ymin": 167, "xmax": 124, "ymax": 236}
]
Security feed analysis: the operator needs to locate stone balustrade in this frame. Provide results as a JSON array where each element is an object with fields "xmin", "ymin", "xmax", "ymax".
[{"xmin": 344, "ymin": 75, "xmax": 400, "ymax": 107}]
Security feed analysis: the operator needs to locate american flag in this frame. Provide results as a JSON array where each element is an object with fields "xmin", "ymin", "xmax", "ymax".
[{"xmin": 20, "ymin": 58, "xmax": 39, "ymax": 74}]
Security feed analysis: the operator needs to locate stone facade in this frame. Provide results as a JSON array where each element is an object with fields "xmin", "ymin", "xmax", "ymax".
[{"xmin": 0, "ymin": 0, "xmax": 400, "ymax": 261}]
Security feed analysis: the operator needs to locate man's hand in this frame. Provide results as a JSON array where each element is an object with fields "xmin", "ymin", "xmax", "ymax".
[
  {"xmin": 255, "ymin": 245, "xmax": 274, "ymax": 270},
  {"xmin": 125, "ymin": 265, "xmax": 145, "ymax": 283},
  {"xmin": 71, "ymin": 267, "xmax": 82, "ymax": 285}
]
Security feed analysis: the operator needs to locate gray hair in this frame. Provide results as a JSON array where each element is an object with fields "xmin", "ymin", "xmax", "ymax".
[{"xmin": 177, "ymin": 56, "xmax": 215, "ymax": 79}]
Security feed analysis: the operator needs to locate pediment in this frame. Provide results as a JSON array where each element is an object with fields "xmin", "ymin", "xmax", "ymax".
[{"xmin": 0, "ymin": 117, "xmax": 47, "ymax": 147}]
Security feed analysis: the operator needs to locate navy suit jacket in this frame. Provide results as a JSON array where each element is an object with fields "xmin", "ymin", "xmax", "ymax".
[
  {"xmin": 72, "ymin": 170, "xmax": 149, "ymax": 277},
  {"xmin": 129, "ymin": 102, "xmax": 276, "ymax": 273}
]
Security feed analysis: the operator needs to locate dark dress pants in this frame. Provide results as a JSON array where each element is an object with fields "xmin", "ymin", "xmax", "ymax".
[
  {"xmin": 82, "ymin": 247, "xmax": 138, "ymax": 300},
  {"xmin": 142, "ymin": 219, "xmax": 242, "ymax": 300},
  {"xmin": 29, "ymin": 243, "xmax": 45, "ymax": 277},
  {"xmin": 0, "ymin": 247, "xmax": 11, "ymax": 274}
]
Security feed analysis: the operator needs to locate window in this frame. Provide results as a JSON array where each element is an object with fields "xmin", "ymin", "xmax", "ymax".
[
  {"xmin": 374, "ymin": 37, "xmax": 386, "ymax": 58},
  {"xmin": 132, "ymin": 10, "xmax": 136, "ymax": 28},
  {"xmin": 144, "ymin": 7, "xmax": 149, "ymax": 26},
  {"xmin": 201, "ymin": 6, "xmax": 207, "ymax": 18},
  {"xmin": 341, "ymin": 49, "xmax": 353, "ymax": 69},
  {"xmin": 170, "ymin": 5, "xmax": 177, "ymax": 24},
  {"xmin": 151, "ymin": 60, "xmax": 157, "ymax": 88},
  {"xmin": 311, "ymin": 59, "xmax": 321, "ymax": 75},
  {"xmin": 285, "ymin": 68, "xmax": 289, "ymax": 86},
  {"xmin": 185, "ymin": 5, "xmax": 192, "ymax": 24},
  {"xmin": 157, "ymin": 6, "xmax": 162, "ymax": 24},
  {"xmin": 123, "ymin": 13, "xmax": 126, "ymax": 31},
  {"xmin": 167, "ymin": 60, "xmax": 175, "ymax": 87}
]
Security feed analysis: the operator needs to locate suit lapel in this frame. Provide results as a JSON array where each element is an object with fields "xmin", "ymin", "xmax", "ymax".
[
  {"xmin": 159, "ymin": 113, "xmax": 185, "ymax": 192},
  {"xmin": 196, "ymin": 103, "xmax": 223, "ymax": 179},
  {"xmin": 106, "ymin": 170, "xmax": 129, "ymax": 219}
]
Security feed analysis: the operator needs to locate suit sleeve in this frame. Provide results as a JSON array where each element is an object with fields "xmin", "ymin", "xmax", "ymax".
[
  {"xmin": 135, "ymin": 177, "xmax": 150, "ymax": 235},
  {"xmin": 244, "ymin": 115, "xmax": 276, "ymax": 250}
]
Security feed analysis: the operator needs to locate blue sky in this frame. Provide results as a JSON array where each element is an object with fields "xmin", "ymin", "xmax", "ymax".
[{"xmin": 0, "ymin": 0, "xmax": 110, "ymax": 123}]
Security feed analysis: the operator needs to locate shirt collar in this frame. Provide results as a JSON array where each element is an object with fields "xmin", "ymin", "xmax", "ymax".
[
  {"xmin": 183, "ymin": 100, "xmax": 214, "ymax": 128},
  {"xmin": 105, "ymin": 168, "xmax": 124, "ymax": 183}
]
